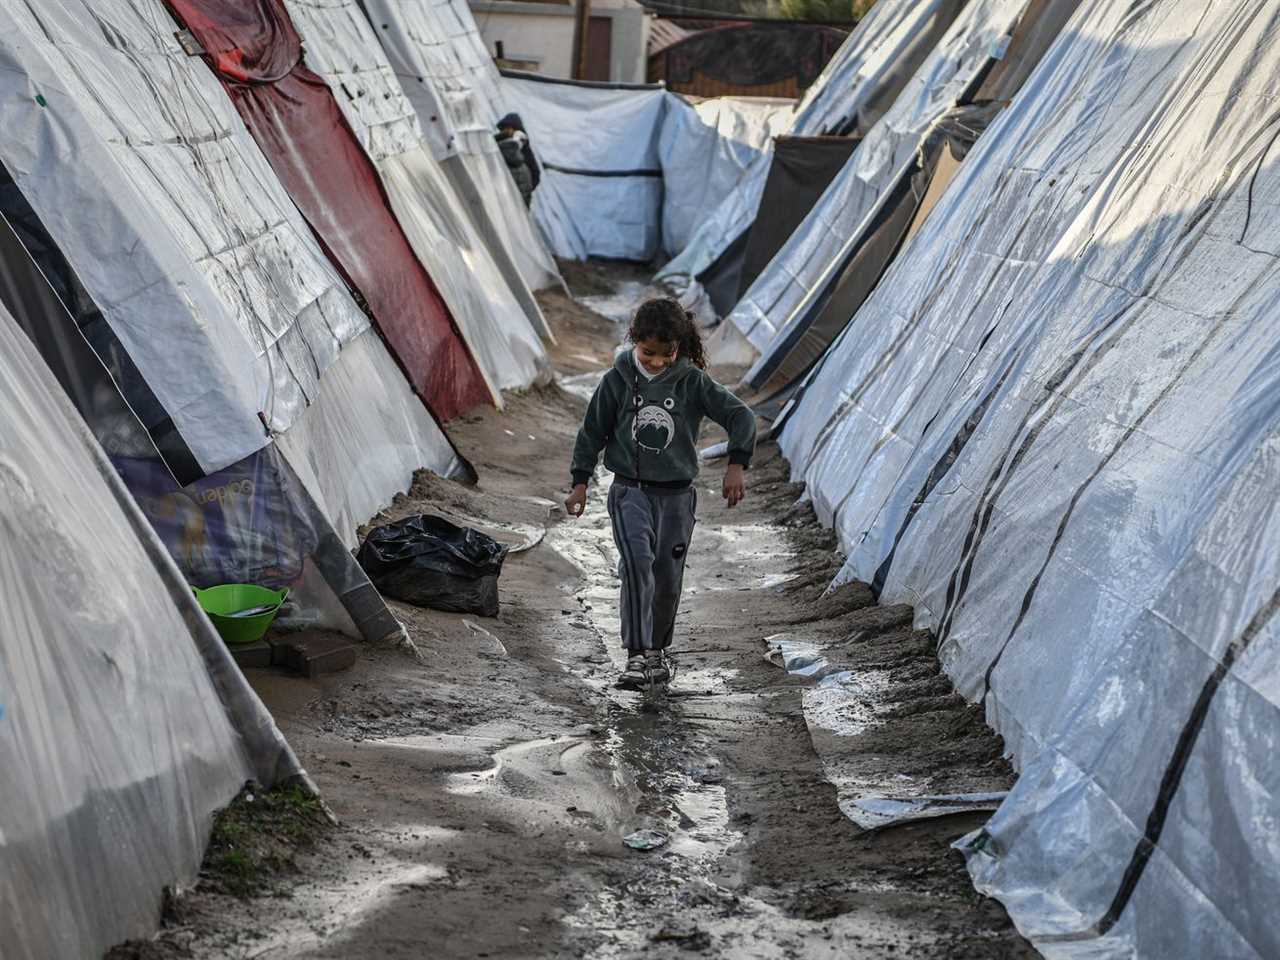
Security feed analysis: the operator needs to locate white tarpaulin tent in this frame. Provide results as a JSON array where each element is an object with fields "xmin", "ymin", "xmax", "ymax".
[
  {"xmin": 499, "ymin": 73, "xmax": 790, "ymax": 263},
  {"xmin": 788, "ymin": 0, "xmax": 966, "ymax": 139},
  {"xmin": 780, "ymin": 1, "xmax": 1280, "ymax": 955},
  {"xmin": 281, "ymin": 0, "xmax": 555, "ymax": 378},
  {"xmin": 0, "ymin": 297, "xmax": 302, "ymax": 959},
  {"xmin": 501, "ymin": 73, "xmax": 669, "ymax": 263},
  {"xmin": 653, "ymin": 0, "xmax": 965, "ymax": 294},
  {"xmin": 0, "ymin": 0, "xmax": 355, "ymax": 477},
  {"xmin": 0, "ymin": 194, "xmax": 407, "ymax": 645},
  {"xmin": 658, "ymin": 95, "xmax": 794, "ymax": 259},
  {"xmin": 363, "ymin": 0, "xmax": 563, "ymax": 294},
  {"xmin": 0, "ymin": 0, "xmax": 460, "ymax": 551},
  {"xmin": 729, "ymin": 0, "xmax": 1031, "ymax": 351}
]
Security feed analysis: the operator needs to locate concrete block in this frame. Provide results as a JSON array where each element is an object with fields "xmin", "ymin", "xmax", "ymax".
[
  {"xmin": 229, "ymin": 640, "xmax": 272, "ymax": 670},
  {"xmin": 275, "ymin": 631, "xmax": 358, "ymax": 677}
]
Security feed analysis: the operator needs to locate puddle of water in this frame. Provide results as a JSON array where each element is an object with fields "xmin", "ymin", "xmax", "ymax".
[
  {"xmin": 801, "ymin": 670, "xmax": 888, "ymax": 738},
  {"xmin": 562, "ymin": 886, "xmax": 651, "ymax": 958},
  {"xmin": 541, "ymin": 454, "xmax": 781, "ymax": 954},
  {"xmin": 755, "ymin": 572, "xmax": 801, "ymax": 589},
  {"xmin": 801, "ymin": 671, "xmax": 1008, "ymax": 831},
  {"xmin": 578, "ymin": 280, "xmax": 655, "ymax": 325},
  {"xmin": 540, "ymin": 445, "xmax": 961, "ymax": 956},
  {"xmin": 434, "ymin": 733, "xmax": 641, "ymax": 835},
  {"xmin": 666, "ymin": 780, "xmax": 740, "ymax": 861},
  {"xmin": 559, "ymin": 369, "xmax": 608, "ymax": 401},
  {"xmin": 668, "ymin": 661, "xmax": 740, "ymax": 697},
  {"xmin": 237, "ymin": 843, "xmax": 452, "ymax": 957},
  {"xmin": 688, "ymin": 523, "xmax": 798, "ymax": 593},
  {"xmin": 594, "ymin": 707, "xmax": 742, "ymax": 868},
  {"xmin": 564, "ymin": 874, "xmax": 936, "ymax": 959}
]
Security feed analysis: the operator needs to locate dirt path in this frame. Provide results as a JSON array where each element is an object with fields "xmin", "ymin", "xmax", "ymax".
[{"xmin": 137, "ymin": 276, "xmax": 1034, "ymax": 959}]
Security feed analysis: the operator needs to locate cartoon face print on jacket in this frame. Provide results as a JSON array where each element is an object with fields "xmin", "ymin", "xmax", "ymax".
[{"xmin": 633, "ymin": 391, "xmax": 681, "ymax": 455}]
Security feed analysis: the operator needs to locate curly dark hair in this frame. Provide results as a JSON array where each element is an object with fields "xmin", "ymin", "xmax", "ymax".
[{"xmin": 627, "ymin": 297, "xmax": 707, "ymax": 370}]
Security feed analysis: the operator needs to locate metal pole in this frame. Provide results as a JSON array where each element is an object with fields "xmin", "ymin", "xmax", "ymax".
[{"xmin": 570, "ymin": 0, "xmax": 591, "ymax": 79}]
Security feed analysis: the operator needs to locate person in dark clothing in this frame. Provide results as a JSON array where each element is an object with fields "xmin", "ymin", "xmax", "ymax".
[
  {"xmin": 496, "ymin": 112, "xmax": 540, "ymax": 204},
  {"xmin": 496, "ymin": 129, "xmax": 533, "ymax": 205},
  {"xmin": 565, "ymin": 297, "xmax": 756, "ymax": 690}
]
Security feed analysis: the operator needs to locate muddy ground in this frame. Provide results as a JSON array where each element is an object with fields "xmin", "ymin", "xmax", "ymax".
[{"xmin": 120, "ymin": 269, "xmax": 1034, "ymax": 959}]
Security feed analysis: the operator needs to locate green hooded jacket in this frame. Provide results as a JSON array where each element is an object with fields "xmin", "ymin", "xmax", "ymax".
[{"xmin": 570, "ymin": 349, "xmax": 756, "ymax": 487}]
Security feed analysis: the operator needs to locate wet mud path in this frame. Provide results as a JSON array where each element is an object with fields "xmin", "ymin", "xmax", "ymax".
[{"xmin": 157, "ymin": 284, "xmax": 1034, "ymax": 959}]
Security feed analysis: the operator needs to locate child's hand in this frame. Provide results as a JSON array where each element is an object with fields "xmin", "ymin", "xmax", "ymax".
[
  {"xmin": 565, "ymin": 484, "xmax": 588, "ymax": 518},
  {"xmin": 723, "ymin": 464, "xmax": 746, "ymax": 508}
]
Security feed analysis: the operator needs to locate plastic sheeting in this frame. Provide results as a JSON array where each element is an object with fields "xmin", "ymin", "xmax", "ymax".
[
  {"xmin": 742, "ymin": 0, "xmax": 1079, "ymax": 394},
  {"xmin": 280, "ymin": 0, "xmax": 555, "ymax": 368},
  {"xmin": 0, "ymin": 0, "xmax": 371, "ymax": 477},
  {"xmin": 730, "ymin": 0, "xmax": 1028, "ymax": 350},
  {"xmin": 0, "ymin": 164, "xmax": 416, "ymax": 643},
  {"xmin": 971, "ymin": 0, "xmax": 1079, "ymax": 103},
  {"xmin": 654, "ymin": 0, "xmax": 964, "ymax": 294},
  {"xmin": 802, "ymin": 670, "xmax": 1009, "ymax": 831},
  {"xmin": 659, "ymin": 96, "xmax": 794, "ymax": 260},
  {"xmin": 0, "ymin": 298, "xmax": 301, "ymax": 959},
  {"xmin": 276, "ymin": 327, "xmax": 468, "ymax": 548},
  {"xmin": 744, "ymin": 120, "xmax": 977, "ymax": 397},
  {"xmin": 362, "ymin": 0, "xmax": 562, "ymax": 292},
  {"xmin": 501, "ymin": 73, "xmax": 790, "ymax": 263},
  {"xmin": 737, "ymin": 135, "xmax": 859, "ymax": 303},
  {"xmin": 169, "ymin": 0, "xmax": 493, "ymax": 422},
  {"xmin": 501, "ymin": 73, "xmax": 669, "ymax": 262},
  {"xmin": 789, "ymin": 0, "xmax": 966, "ymax": 138},
  {"xmin": 0, "ymin": 0, "xmax": 463, "ymax": 638},
  {"xmin": 780, "ymin": 1, "xmax": 1280, "ymax": 955},
  {"xmin": 652, "ymin": 136, "xmax": 769, "ymax": 289},
  {"xmin": 0, "ymin": 187, "xmax": 347, "ymax": 666}
]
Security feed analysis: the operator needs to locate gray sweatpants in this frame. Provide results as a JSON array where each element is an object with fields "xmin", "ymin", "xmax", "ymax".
[{"xmin": 607, "ymin": 483, "xmax": 697, "ymax": 652}]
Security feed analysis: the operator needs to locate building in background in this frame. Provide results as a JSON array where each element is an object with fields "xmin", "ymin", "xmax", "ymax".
[
  {"xmin": 646, "ymin": 16, "xmax": 693, "ymax": 58},
  {"xmin": 472, "ymin": 0, "xmax": 651, "ymax": 83}
]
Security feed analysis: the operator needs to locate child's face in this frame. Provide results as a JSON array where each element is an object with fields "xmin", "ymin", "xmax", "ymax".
[{"xmin": 635, "ymin": 338, "xmax": 678, "ymax": 375}]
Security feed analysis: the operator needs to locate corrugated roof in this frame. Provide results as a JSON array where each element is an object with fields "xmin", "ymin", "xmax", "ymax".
[{"xmin": 648, "ymin": 17, "xmax": 694, "ymax": 55}]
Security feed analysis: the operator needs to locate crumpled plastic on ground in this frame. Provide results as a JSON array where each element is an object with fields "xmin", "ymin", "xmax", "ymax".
[
  {"xmin": 623, "ymin": 829, "xmax": 670, "ymax": 851},
  {"xmin": 762, "ymin": 633, "xmax": 831, "ymax": 678}
]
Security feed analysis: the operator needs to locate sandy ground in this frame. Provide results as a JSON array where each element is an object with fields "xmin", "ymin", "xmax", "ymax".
[{"xmin": 122, "ymin": 268, "xmax": 1034, "ymax": 959}]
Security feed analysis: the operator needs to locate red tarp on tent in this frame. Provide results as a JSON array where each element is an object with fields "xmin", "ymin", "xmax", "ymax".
[{"xmin": 166, "ymin": 0, "xmax": 490, "ymax": 422}]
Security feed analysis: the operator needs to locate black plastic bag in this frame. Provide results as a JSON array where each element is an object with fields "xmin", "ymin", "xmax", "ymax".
[{"xmin": 357, "ymin": 515, "xmax": 509, "ymax": 616}]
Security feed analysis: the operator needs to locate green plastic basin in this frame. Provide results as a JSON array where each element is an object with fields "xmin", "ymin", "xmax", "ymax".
[{"xmin": 194, "ymin": 584, "xmax": 289, "ymax": 646}]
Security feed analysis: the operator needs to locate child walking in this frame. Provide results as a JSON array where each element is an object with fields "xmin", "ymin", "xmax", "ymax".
[{"xmin": 565, "ymin": 298, "xmax": 756, "ymax": 689}]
